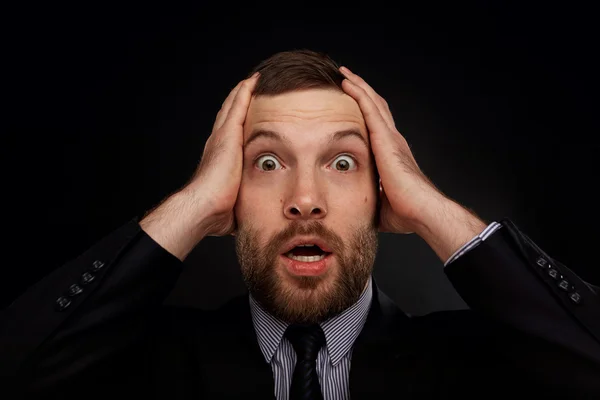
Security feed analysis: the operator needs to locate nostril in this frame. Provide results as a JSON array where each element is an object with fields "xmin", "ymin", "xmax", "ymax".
[
  {"xmin": 312, "ymin": 209, "xmax": 321, "ymax": 215},
  {"xmin": 290, "ymin": 208, "xmax": 300, "ymax": 215}
]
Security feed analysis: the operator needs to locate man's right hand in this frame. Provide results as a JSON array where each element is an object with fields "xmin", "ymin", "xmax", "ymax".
[{"xmin": 139, "ymin": 73, "xmax": 259, "ymax": 260}]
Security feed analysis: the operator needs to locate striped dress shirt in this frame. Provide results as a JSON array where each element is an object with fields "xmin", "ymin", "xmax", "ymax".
[
  {"xmin": 249, "ymin": 221, "xmax": 502, "ymax": 399},
  {"xmin": 444, "ymin": 221, "xmax": 502, "ymax": 266}
]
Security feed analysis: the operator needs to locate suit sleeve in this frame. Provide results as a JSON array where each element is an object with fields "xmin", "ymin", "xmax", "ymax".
[
  {"xmin": 444, "ymin": 218, "xmax": 600, "ymax": 395},
  {"xmin": 443, "ymin": 221, "xmax": 502, "ymax": 266},
  {"xmin": 0, "ymin": 219, "xmax": 183, "ymax": 394}
]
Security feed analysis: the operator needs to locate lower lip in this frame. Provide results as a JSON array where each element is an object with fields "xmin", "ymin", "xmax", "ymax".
[{"xmin": 280, "ymin": 253, "xmax": 333, "ymax": 276}]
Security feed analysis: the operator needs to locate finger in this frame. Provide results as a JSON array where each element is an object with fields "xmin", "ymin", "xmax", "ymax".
[
  {"xmin": 342, "ymin": 78, "xmax": 391, "ymax": 141},
  {"xmin": 213, "ymin": 72, "xmax": 259, "ymax": 131},
  {"xmin": 340, "ymin": 66, "xmax": 395, "ymax": 128},
  {"xmin": 213, "ymin": 80, "xmax": 244, "ymax": 131},
  {"xmin": 222, "ymin": 73, "xmax": 259, "ymax": 129}
]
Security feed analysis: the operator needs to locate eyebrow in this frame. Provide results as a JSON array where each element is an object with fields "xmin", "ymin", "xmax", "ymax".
[{"xmin": 244, "ymin": 128, "xmax": 369, "ymax": 150}]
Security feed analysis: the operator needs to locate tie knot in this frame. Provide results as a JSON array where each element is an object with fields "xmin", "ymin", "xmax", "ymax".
[{"xmin": 284, "ymin": 324, "xmax": 326, "ymax": 361}]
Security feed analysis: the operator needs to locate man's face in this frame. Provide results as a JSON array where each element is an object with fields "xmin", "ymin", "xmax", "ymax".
[{"xmin": 234, "ymin": 88, "xmax": 379, "ymax": 325}]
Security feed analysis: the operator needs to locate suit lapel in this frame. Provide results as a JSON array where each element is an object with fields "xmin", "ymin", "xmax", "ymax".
[
  {"xmin": 200, "ymin": 294, "xmax": 275, "ymax": 398},
  {"xmin": 350, "ymin": 279, "xmax": 419, "ymax": 399}
]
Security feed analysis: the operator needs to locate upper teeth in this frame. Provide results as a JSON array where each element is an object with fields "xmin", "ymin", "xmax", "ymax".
[
  {"xmin": 297, "ymin": 244, "xmax": 314, "ymax": 247},
  {"xmin": 287, "ymin": 254, "xmax": 326, "ymax": 262}
]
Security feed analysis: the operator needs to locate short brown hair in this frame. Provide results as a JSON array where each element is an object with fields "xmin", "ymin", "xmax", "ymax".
[
  {"xmin": 248, "ymin": 49, "xmax": 381, "ymax": 220},
  {"xmin": 248, "ymin": 49, "xmax": 345, "ymax": 96}
]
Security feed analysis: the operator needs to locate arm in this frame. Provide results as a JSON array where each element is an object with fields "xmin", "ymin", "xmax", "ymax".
[
  {"xmin": 0, "ymin": 192, "xmax": 200, "ymax": 394},
  {"xmin": 0, "ymin": 73, "xmax": 259, "ymax": 395},
  {"xmin": 339, "ymin": 66, "xmax": 600, "ymax": 395},
  {"xmin": 417, "ymin": 197, "xmax": 600, "ymax": 357},
  {"xmin": 415, "ymin": 197, "xmax": 600, "ymax": 394}
]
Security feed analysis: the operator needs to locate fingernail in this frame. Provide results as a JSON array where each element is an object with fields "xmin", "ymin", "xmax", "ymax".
[
  {"xmin": 340, "ymin": 66, "xmax": 351, "ymax": 74},
  {"xmin": 252, "ymin": 71, "xmax": 260, "ymax": 78}
]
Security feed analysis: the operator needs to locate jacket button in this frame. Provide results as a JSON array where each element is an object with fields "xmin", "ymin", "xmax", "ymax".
[
  {"xmin": 55, "ymin": 296, "xmax": 72, "ymax": 311},
  {"xmin": 536, "ymin": 257, "xmax": 548, "ymax": 267},
  {"xmin": 67, "ymin": 284, "xmax": 83, "ymax": 296},
  {"xmin": 569, "ymin": 292, "xmax": 582, "ymax": 304},
  {"xmin": 558, "ymin": 279, "xmax": 570, "ymax": 291},
  {"xmin": 80, "ymin": 271, "xmax": 96, "ymax": 285},
  {"xmin": 92, "ymin": 260, "xmax": 105, "ymax": 272}
]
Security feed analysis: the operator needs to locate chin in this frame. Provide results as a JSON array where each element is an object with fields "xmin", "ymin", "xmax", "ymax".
[
  {"xmin": 282, "ymin": 273, "xmax": 333, "ymax": 294},
  {"xmin": 272, "ymin": 267, "xmax": 343, "ymax": 324}
]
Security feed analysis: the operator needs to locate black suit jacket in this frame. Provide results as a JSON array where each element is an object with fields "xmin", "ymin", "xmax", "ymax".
[{"xmin": 1, "ymin": 218, "xmax": 599, "ymax": 399}]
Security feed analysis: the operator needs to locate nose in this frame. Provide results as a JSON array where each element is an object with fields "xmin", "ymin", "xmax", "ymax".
[{"xmin": 283, "ymin": 170, "xmax": 327, "ymax": 221}]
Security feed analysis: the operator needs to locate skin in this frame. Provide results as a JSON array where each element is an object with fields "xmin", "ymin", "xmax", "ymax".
[
  {"xmin": 238, "ymin": 89, "xmax": 377, "ymax": 224},
  {"xmin": 140, "ymin": 67, "xmax": 487, "ymax": 322},
  {"xmin": 338, "ymin": 67, "xmax": 486, "ymax": 260},
  {"xmin": 233, "ymin": 89, "xmax": 379, "ymax": 323}
]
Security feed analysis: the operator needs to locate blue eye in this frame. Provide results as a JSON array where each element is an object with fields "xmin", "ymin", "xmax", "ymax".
[
  {"xmin": 331, "ymin": 155, "xmax": 356, "ymax": 171},
  {"xmin": 256, "ymin": 155, "xmax": 282, "ymax": 171}
]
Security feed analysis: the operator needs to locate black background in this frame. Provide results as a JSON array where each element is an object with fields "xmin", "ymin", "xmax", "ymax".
[{"xmin": 3, "ymin": 2, "xmax": 598, "ymax": 315}]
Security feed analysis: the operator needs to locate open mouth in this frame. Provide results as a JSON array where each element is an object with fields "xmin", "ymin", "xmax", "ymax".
[{"xmin": 284, "ymin": 244, "xmax": 332, "ymax": 262}]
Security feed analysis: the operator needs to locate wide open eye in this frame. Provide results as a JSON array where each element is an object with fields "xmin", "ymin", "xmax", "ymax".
[
  {"xmin": 330, "ymin": 155, "xmax": 357, "ymax": 172},
  {"xmin": 255, "ymin": 155, "xmax": 282, "ymax": 171}
]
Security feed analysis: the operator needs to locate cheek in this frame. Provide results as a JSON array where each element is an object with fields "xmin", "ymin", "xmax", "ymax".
[
  {"xmin": 235, "ymin": 174, "xmax": 283, "ymax": 224},
  {"xmin": 327, "ymin": 174, "xmax": 378, "ymax": 213}
]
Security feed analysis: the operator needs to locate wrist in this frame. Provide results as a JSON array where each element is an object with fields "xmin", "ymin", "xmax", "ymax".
[
  {"xmin": 414, "ymin": 197, "xmax": 487, "ymax": 263},
  {"xmin": 140, "ymin": 187, "xmax": 213, "ymax": 261}
]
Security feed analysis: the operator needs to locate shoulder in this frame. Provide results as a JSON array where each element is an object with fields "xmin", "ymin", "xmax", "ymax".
[
  {"xmin": 407, "ymin": 307, "xmax": 520, "ymax": 359},
  {"xmin": 154, "ymin": 294, "xmax": 251, "ymax": 336},
  {"xmin": 411, "ymin": 309, "xmax": 492, "ymax": 336},
  {"xmin": 376, "ymin": 287, "xmax": 509, "ymax": 345},
  {"xmin": 375, "ymin": 288, "xmax": 490, "ymax": 335}
]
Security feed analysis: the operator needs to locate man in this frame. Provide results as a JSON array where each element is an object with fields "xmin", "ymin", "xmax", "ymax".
[{"xmin": 1, "ymin": 50, "xmax": 599, "ymax": 399}]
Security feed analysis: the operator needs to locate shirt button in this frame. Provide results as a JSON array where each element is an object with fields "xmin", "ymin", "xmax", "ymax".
[
  {"xmin": 67, "ymin": 283, "xmax": 83, "ymax": 296},
  {"xmin": 55, "ymin": 296, "xmax": 72, "ymax": 311},
  {"xmin": 80, "ymin": 271, "xmax": 96, "ymax": 285}
]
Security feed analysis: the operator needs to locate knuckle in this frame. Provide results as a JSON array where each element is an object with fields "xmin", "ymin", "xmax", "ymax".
[
  {"xmin": 354, "ymin": 84, "xmax": 366, "ymax": 95},
  {"xmin": 219, "ymin": 119, "xmax": 235, "ymax": 133},
  {"xmin": 203, "ymin": 135, "xmax": 215, "ymax": 150},
  {"xmin": 240, "ymin": 79, "xmax": 251, "ymax": 90}
]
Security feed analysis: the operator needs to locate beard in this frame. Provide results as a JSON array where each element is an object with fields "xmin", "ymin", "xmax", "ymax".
[{"xmin": 235, "ymin": 219, "xmax": 378, "ymax": 325}]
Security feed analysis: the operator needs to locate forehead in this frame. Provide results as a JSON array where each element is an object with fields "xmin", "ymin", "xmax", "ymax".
[{"xmin": 244, "ymin": 89, "xmax": 367, "ymax": 140}]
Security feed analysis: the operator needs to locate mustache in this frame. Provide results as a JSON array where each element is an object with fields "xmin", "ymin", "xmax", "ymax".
[{"xmin": 265, "ymin": 220, "xmax": 345, "ymax": 257}]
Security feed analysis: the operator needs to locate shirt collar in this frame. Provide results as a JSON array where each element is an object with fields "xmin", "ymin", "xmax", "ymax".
[
  {"xmin": 249, "ymin": 276, "xmax": 373, "ymax": 366},
  {"xmin": 248, "ymin": 294, "xmax": 288, "ymax": 364}
]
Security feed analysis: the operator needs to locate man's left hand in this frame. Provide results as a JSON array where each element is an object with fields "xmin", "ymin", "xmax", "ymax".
[
  {"xmin": 340, "ymin": 66, "xmax": 487, "ymax": 262},
  {"xmin": 340, "ymin": 66, "xmax": 446, "ymax": 235}
]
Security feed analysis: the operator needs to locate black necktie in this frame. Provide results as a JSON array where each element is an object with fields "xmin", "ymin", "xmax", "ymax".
[{"xmin": 284, "ymin": 324, "xmax": 326, "ymax": 400}]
